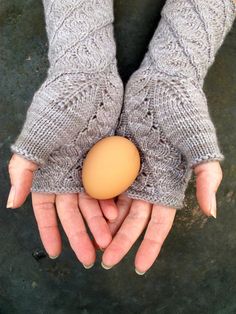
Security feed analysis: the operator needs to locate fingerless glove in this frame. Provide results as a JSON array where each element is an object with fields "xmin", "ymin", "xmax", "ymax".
[
  {"xmin": 10, "ymin": 0, "xmax": 123, "ymax": 193},
  {"xmin": 11, "ymin": 0, "xmax": 123, "ymax": 166},
  {"xmin": 117, "ymin": 0, "xmax": 235, "ymax": 208}
]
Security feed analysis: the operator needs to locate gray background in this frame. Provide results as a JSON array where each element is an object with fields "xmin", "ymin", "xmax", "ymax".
[{"xmin": 0, "ymin": 0, "xmax": 236, "ymax": 313}]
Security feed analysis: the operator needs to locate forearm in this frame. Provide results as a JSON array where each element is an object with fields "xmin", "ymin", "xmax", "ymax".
[
  {"xmin": 43, "ymin": 0, "xmax": 116, "ymax": 74},
  {"xmin": 10, "ymin": 0, "xmax": 122, "ymax": 167},
  {"xmin": 148, "ymin": 0, "xmax": 236, "ymax": 85},
  {"xmin": 138, "ymin": 0, "xmax": 236, "ymax": 168}
]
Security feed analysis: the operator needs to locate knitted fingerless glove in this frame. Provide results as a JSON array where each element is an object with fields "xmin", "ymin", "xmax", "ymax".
[
  {"xmin": 10, "ymin": 0, "xmax": 123, "ymax": 193},
  {"xmin": 117, "ymin": 0, "xmax": 236, "ymax": 208}
]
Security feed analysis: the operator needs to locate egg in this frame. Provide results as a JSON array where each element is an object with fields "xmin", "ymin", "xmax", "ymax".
[{"xmin": 82, "ymin": 136, "xmax": 141, "ymax": 199}]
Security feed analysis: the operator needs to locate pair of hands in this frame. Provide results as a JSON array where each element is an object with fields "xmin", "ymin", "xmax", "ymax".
[
  {"xmin": 7, "ymin": 154, "xmax": 222, "ymax": 274},
  {"xmin": 7, "ymin": 0, "xmax": 230, "ymax": 274}
]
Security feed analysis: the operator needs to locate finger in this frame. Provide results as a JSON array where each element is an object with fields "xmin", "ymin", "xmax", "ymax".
[
  {"xmin": 135, "ymin": 204, "xmax": 176, "ymax": 275},
  {"xmin": 108, "ymin": 193, "xmax": 132, "ymax": 236},
  {"xmin": 32, "ymin": 192, "xmax": 62, "ymax": 258},
  {"xmin": 99, "ymin": 199, "xmax": 118, "ymax": 222},
  {"xmin": 7, "ymin": 154, "xmax": 38, "ymax": 208},
  {"xmin": 102, "ymin": 199, "xmax": 152, "ymax": 269},
  {"xmin": 56, "ymin": 194, "xmax": 96, "ymax": 267},
  {"xmin": 194, "ymin": 161, "xmax": 223, "ymax": 218},
  {"xmin": 78, "ymin": 193, "xmax": 112, "ymax": 249}
]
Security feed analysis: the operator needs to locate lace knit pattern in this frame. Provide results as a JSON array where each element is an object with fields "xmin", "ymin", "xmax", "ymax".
[
  {"xmin": 117, "ymin": 0, "xmax": 236, "ymax": 208},
  {"xmin": 11, "ymin": 0, "xmax": 124, "ymax": 193}
]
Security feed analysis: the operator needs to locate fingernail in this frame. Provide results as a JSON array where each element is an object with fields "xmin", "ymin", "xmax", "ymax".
[
  {"xmin": 83, "ymin": 263, "xmax": 94, "ymax": 269},
  {"xmin": 49, "ymin": 255, "xmax": 59, "ymax": 260},
  {"xmin": 6, "ymin": 186, "xmax": 15, "ymax": 208},
  {"xmin": 135, "ymin": 268, "xmax": 146, "ymax": 276},
  {"xmin": 101, "ymin": 262, "xmax": 113, "ymax": 270},
  {"xmin": 210, "ymin": 195, "xmax": 217, "ymax": 219}
]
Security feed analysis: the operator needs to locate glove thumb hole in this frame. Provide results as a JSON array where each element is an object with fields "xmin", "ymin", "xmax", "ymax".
[{"xmin": 7, "ymin": 154, "xmax": 38, "ymax": 208}]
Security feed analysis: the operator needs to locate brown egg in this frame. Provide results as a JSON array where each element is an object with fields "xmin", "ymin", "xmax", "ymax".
[{"xmin": 82, "ymin": 136, "xmax": 141, "ymax": 199}]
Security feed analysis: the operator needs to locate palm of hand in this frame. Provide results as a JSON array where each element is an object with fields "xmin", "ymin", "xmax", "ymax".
[
  {"xmin": 8, "ymin": 155, "xmax": 119, "ymax": 267},
  {"xmin": 8, "ymin": 151, "xmax": 222, "ymax": 274},
  {"xmin": 102, "ymin": 159, "xmax": 222, "ymax": 274}
]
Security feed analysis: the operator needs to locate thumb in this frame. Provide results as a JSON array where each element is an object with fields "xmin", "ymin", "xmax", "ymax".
[
  {"xmin": 7, "ymin": 154, "xmax": 38, "ymax": 208},
  {"xmin": 194, "ymin": 161, "xmax": 223, "ymax": 218}
]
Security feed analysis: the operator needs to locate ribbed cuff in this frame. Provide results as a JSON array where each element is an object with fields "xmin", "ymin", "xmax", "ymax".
[
  {"xmin": 189, "ymin": 152, "xmax": 225, "ymax": 169},
  {"xmin": 11, "ymin": 144, "xmax": 46, "ymax": 167},
  {"xmin": 126, "ymin": 188, "xmax": 185, "ymax": 210}
]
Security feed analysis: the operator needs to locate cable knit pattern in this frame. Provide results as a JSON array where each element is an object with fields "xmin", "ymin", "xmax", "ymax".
[
  {"xmin": 117, "ymin": 0, "xmax": 236, "ymax": 208},
  {"xmin": 10, "ymin": 0, "xmax": 123, "ymax": 193}
]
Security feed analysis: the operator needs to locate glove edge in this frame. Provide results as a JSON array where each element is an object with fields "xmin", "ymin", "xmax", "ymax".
[
  {"xmin": 190, "ymin": 153, "xmax": 225, "ymax": 169},
  {"xmin": 10, "ymin": 144, "xmax": 45, "ymax": 167},
  {"xmin": 125, "ymin": 190, "xmax": 184, "ymax": 210}
]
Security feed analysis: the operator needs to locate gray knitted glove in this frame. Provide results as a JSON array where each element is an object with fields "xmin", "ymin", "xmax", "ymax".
[
  {"xmin": 117, "ymin": 0, "xmax": 236, "ymax": 208},
  {"xmin": 10, "ymin": 0, "xmax": 123, "ymax": 193}
]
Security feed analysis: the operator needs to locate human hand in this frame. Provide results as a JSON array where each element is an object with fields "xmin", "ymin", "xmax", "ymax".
[
  {"xmin": 9, "ymin": 0, "xmax": 123, "ymax": 194},
  {"xmin": 101, "ymin": 0, "xmax": 233, "ymax": 273},
  {"xmin": 113, "ymin": 0, "xmax": 232, "ymax": 211},
  {"xmin": 102, "ymin": 161, "xmax": 222, "ymax": 274},
  {"xmin": 9, "ymin": 61, "xmax": 123, "ymax": 260},
  {"xmin": 7, "ymin": 0, "xmax": 123, "ymax": 265},
  {"xmin": 7, "ymin": 154, "xmax": 118, "ymax": 267},
  {"xmin": 11, "ymin": 0, "xmax": 123, "ymax": 169}
]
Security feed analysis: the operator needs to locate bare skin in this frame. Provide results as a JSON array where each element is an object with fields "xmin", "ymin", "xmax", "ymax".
[
  {"xmin": 7, "ymin": 154, "xmax": 222, "ymax": 272},
  {"xmin": 103, "ymin": 159, "xmax": 222, "ymax": 274},
  {"xmin": 7, "ymin": 154, "xmax": 118, "ymax": 268}
]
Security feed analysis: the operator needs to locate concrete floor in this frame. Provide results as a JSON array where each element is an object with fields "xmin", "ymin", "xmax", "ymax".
[{"xmin": 0, "ymin": 0, "xmax": 236, "ymax": 313}]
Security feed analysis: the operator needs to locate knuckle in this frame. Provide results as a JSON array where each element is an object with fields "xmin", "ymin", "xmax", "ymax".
[
  {"xmin": 40, "ymin": 224, "xmax": 57, "ymax": 231},
  {"xmin": 61, "ymin": 208, "xmax": 80, "ymax": 223},
  {"xmin": 116, "ymin": 231, "xmax": 132, "ymax": 246},
  {"xmin": 70, "ymin": 229, "xmax": 87, "ymax": 242},
  {"xmin": 145, "ymin": 236, "xmax": 164, "ymax": 248},
  {"xmin": 33, "ymin": 202, "xmax": 55, "ymax": 212},
  {"xmin": 149, "ymin": 220, "xmax": 172, "ymax": 235}
]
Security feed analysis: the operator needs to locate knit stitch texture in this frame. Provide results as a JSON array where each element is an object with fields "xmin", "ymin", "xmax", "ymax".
[
  {"xmin": 11, "ymin": 0, "xmax": 123, "ymax": 193},
  {"xmin": 117, "ymin": 0, "xmax": 236, "ymax": 208}
]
